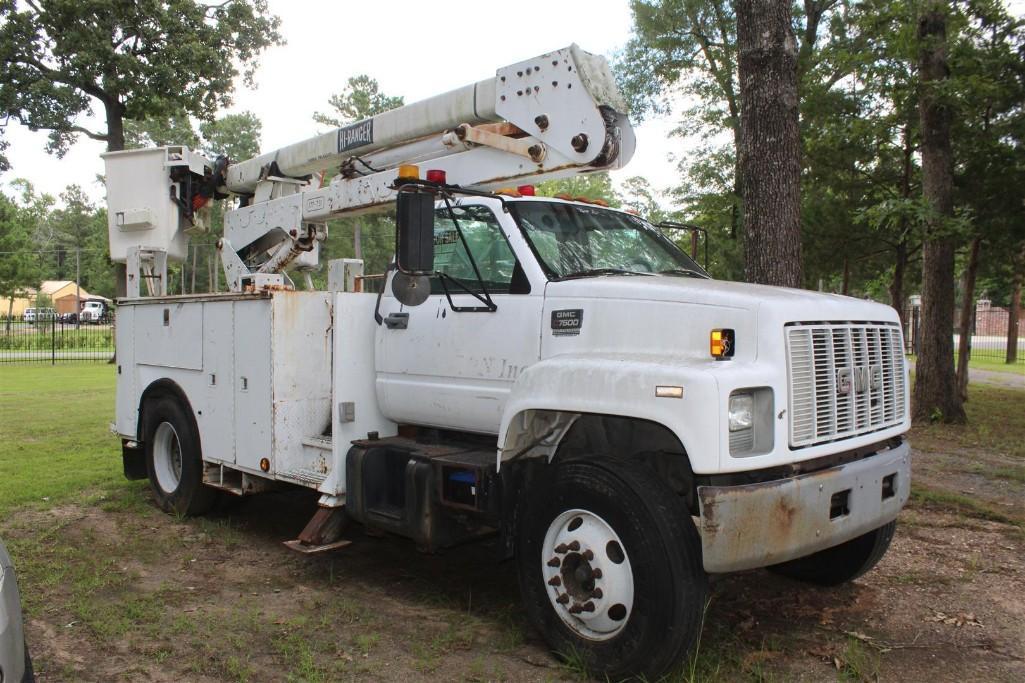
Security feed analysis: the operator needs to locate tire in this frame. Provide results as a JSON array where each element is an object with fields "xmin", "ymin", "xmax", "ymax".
[
  {"xmin": 516, "ymin": 457, "xmax": 706, "ymax": 681},
  {"xmin": 142, "ymin": 396, "xmax": 217, "ymax": 516},
  {"xmin": 768, "ymin": 520, "xmax": 896, "ymax": 586}
]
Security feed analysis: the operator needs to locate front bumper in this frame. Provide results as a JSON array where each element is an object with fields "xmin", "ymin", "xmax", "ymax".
[{"xmin": 697, "ymin": 439, "xmax": 911, "ymax": 573}]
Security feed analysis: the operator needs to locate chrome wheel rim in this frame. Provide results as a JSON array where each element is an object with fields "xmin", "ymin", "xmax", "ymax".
[
  {"xmin": 541, "ymin": 508, "xmax": 634, "ymax": 640},
  {"xmin": 152, "ymin": 421, "xmax": 183, "ymax": 494}
]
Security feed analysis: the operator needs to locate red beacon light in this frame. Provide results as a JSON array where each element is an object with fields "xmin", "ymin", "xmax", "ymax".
[
  {"xmin": 517, "ymin": 185, "xmax": 536, "ymax": 196},
  {"xmin": 426, "ymin": 169, "xmax": 447, "ymax": 184}
]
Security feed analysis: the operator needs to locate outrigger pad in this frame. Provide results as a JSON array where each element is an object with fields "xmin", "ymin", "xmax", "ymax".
[
  {"xmin": 283, "ymin": 506, "xmax": 351, "ymax": 555},
  {"xmin": 282, "ymin": 538, "xmax": 351, "ymax": 555}
]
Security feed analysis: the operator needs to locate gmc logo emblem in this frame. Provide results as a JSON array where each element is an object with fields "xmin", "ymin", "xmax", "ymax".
[{"xmin": 837, "ymin": 366, "xmax": 882, "ymax": 394}]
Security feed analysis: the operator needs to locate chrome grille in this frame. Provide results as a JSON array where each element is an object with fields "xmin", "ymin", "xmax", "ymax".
[{"xmin": 786, "ymin": 323, "xmax": 906, "ymax": 448}]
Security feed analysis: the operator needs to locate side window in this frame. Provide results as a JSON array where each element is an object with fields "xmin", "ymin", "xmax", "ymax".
[{"xmin": 432, "ymin": 206, "xmax": 528, "ymax": 294}]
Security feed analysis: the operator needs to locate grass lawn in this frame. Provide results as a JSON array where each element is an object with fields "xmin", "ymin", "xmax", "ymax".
[
  {"xmin": 966, "ymin": 355, "xmax": 1025, "ymax": 375},
  {"xmin": 908, "ymin": 353, "xmax": 1024, "ymax": 375},
  {"xmin": 0, "ymin": 364, "xmax": 123, "ymax": 517}
]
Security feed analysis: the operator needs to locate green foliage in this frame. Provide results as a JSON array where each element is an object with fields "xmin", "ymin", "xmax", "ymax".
[
  {"xmin": 537, "ymin": 172, "xmax": 622, "ymax": 207},
  {"xmin": 0, "ymin": 0, "xmax": 282, "ymax": 159},
  {"xmin": 124, "ymin": 111, "xmax": 201, "ymax": 149},
  {"xmin": 618, "ymin": 0, "xmax": 1025, "ymax": 304},
  {"xmin": 199, "ymin": 112, "xmax": 263, "ymax": 161},
  {"xmin": 313, "ymin": 75, "xmax": 405, "ymax": 128},
  {"xmin": 0, "ymin": 191, "xmax": 42, "ymax": 308}
]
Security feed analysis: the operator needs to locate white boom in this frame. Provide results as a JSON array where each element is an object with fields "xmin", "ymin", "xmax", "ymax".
[{"xmin": 103, "ymin": 45, "xmax": 635, "ymax": 294}]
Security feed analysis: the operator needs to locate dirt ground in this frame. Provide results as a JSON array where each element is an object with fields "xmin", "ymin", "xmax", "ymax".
[{"xmin": 4, "ymin": 452, "xmax": 1023, "ymax": 683}]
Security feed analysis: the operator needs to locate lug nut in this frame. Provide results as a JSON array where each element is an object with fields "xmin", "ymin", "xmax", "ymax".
[
  {"xmin": 567, "ymin": 540, "xmax": 580, "ymax": 551},
  {"xmin": 571, "ymin": 133, "xmax": 589, "ymax": 153},
  {"xmin": 568, "ymin": 603, "xmax": 583, "ymax": 614},
  {"xmin": 592, "ymin": 588, "xmax": 603, "ymax": 599},
  {"xmin": 547, "ymin": 557, "xmax": 561, "ymax": 567},
  {"xmin": 556, "ymin": 594, "xmax": 569, "ymax": 605},
  {"xmin": 548, "ymin": 576, "xmax": 562, "ymax": 587},
  {"xmin": 592, "ymin": 568, "xmax": 603, "ymax": 579},
  {"xmin": 582, "ymin": 549, "xmax": 594, "ymax": 561},
  {"xmin": 581, "ymin": 601, "xmax": 596, "ymax": 613},
  {"xmin": 555, "ymin": 543, "xmax": 568, "ymax": 554}
]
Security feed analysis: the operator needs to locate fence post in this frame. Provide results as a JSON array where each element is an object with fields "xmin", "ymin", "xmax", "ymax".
[{"xmin": 51, "ymin": 315, "xmax": 56, "ymax": 365}]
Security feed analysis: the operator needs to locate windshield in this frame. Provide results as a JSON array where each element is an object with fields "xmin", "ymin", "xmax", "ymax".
[{"xmin": 509, "ymin": 201, "xmax": 709, "ymax": 280}]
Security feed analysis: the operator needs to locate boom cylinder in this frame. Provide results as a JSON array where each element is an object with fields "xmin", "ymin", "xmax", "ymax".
[
  {"xmin": 224, "ymin": 44, "xmax": 630, "ymax": 195},
  {"xmin": 225, "ymin": 80, "xmax": 498, "ymax": 194}
]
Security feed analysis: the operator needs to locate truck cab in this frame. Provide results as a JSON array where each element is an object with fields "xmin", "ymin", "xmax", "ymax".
[
  {"xmin": 80, "ymin": 300, "xmax": 106, "ymax": 323},
  {"xmin": 379, "ymin": 193, "xmax": 910, "ymax": 569}
]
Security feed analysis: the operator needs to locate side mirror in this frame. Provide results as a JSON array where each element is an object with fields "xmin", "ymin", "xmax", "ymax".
[{"xmin": 395, "ymin": 190, "xmax": 435, "ymax": 275}]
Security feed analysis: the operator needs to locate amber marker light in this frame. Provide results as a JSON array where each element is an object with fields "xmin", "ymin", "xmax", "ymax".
[
  {"xmin": 397, "ymin": 164, "xmax": 420, "ymax": 180},
  {"xmin": 710, "ymin": 329, "xmax": 735, "ymax": 360},
  {"xmin": 260, "ymin": 457, "xmax": 270, "ymax": 472}
]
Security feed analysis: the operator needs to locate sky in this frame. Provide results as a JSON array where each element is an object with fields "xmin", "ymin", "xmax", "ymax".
[
  {"xmin": 6, "ymin": 0, "xmax": 1022, "ymax": 207},
  {"xmin": 1, "ymin": 0, "xmax": 681, "ymax": 205}
]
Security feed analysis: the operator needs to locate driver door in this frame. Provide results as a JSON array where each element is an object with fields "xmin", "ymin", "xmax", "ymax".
[{"xmin": 375, "ymin": 203, "xmax": 543, "ymax": 434}]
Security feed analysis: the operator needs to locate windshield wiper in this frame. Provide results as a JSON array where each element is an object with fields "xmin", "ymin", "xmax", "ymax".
[
  {"xmin": 657, "ymin": 268, "xmax": 707, "ymax": 279},
  {"xmin": 559, "ymin": 268, "xmax": 654, "ymax": 280}
]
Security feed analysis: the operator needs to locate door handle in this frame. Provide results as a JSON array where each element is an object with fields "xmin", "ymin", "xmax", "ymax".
[{"xmin": 384, "ymin": 312, "xmax": 409, "ymax": 330}]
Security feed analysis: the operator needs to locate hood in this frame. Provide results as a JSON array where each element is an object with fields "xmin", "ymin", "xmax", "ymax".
[{"xmin": 545, "ymin": 276, "xmax": 901, "ymax": 325}]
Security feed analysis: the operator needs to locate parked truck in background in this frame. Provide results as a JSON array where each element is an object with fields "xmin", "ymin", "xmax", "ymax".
[
  {"xmin": 103, "ymin": 46, "xmax": 911, "ymax": 679},
  {"xmin": 80, "ymin": 300, "xmax": 107, "ymax": 324}
]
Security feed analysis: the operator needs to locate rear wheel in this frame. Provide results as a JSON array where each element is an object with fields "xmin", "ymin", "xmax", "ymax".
[
  {"xmin": 768, "ymin": 520, "xmax": 896, "ymax": 586},
  {"xmin": 142, "ymin": 396, "xmax": 217, "ymax": 516},
  {"xmin": 516, "ymin": 457, "xmax": 706, "ymax": 680}
]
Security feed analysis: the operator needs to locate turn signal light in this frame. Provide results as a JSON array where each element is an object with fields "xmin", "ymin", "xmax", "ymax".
[
  {"xmin": 710, "ymin": 329, "xmax": 735, "ymax": 360},
  {"xmin": 397, "ymin": 164, "xmax": 420, "ymax": 180}
]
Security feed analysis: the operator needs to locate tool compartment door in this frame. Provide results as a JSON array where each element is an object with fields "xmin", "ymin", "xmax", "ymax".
[{"xmin": 233, "ymin": 298, "xmax": 273, "ymax": 473}]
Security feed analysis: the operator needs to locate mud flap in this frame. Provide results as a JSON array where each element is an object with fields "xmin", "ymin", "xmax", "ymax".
[{"xmin": 122, "ymin": 441, "xmax": 147, "ymax": 480}]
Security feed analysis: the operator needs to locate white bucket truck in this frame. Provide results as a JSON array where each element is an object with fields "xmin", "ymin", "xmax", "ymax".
[{"xmin": 104, "ymin": 46, "xmax": 911, "ymax": 679}]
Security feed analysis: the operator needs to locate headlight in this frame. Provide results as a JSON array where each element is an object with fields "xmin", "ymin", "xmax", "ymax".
[
  {"xmin": 728, "ymin": 393, "xmax": 754, "ymax": 432},
  {"xmin": 728, "ymin": 388, "xmax": 774, "ymax": 456}
]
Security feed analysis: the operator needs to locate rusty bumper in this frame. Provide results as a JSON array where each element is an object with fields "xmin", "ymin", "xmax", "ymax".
[{"xmin": 697, "ymin": 439, "xmax": 911, "ymax": 573}]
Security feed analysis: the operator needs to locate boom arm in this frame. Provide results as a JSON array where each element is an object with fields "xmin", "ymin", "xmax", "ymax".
[{"xmin": 103, "ymin": 45, "xmax": 635, "ymax": 294}]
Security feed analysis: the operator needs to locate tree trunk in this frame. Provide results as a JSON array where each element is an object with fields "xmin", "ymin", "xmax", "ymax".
[
  {"xmin": 891, "ymin": 239, "xmax": 908, "ymax": 327},
  {"xmin": 1008, "ymin": 244, "xmax": 1023, "ymax": 364},
  {"xmin": 841, "ymin": 257, "xmax": 850, "ymax": 295},
  {"xmin": 891, "ymin": 124, "xmax": 914, "ymax": 329},
  {"xmin": 956, "ymin": 236, "xmax": 981, "ymax": 401},
  {"xmin": 105, "ymin": 100, "xmax": 126, "ymax": 153},
  {"xmin": 913, "ymin": 4, "xmax": 965, "ymax": 424},
  {"xmin": 737, "ymin": 0, "xmax": 802, "ymax": 288}
]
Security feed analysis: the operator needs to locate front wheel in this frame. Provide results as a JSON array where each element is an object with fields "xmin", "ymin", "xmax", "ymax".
[
  {"xmin": 768, "ymin": 520, "xmax": 897, "ymax": 586},
  {"xmin": 516, "ymin": 457, "xmax": 706, "ymax": 681},
  {"xmin": 142, "ymin": 396, "xmax": 217, "ymax": 516}
]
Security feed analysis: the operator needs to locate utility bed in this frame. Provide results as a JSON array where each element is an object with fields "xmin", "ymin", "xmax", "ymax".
[{"xmin": 114, "ymin": 290, "xmax": 395, "ymax": 499}]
